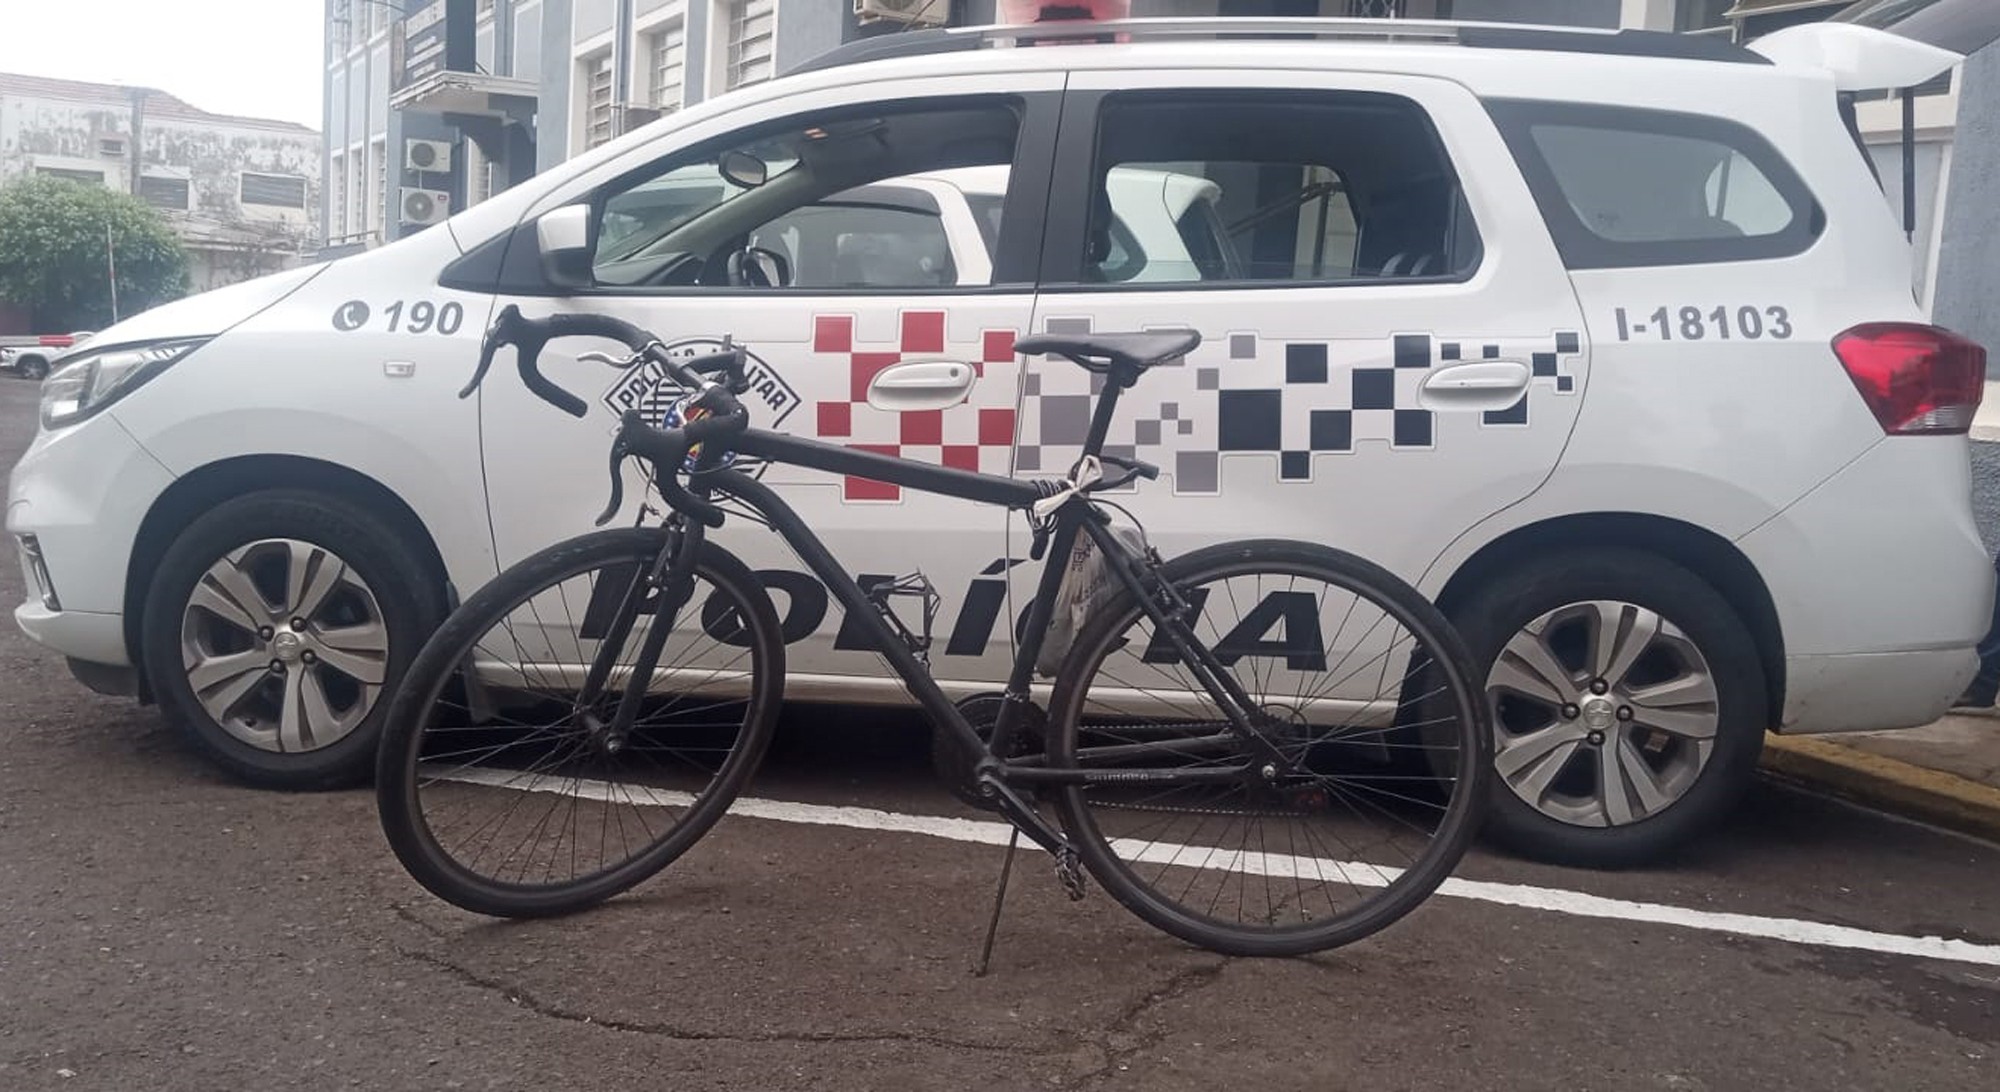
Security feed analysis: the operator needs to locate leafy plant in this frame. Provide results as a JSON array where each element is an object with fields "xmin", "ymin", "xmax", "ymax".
[{"xmin": 0, "ymin": 174, "xmax": 192, "ymax": 330}]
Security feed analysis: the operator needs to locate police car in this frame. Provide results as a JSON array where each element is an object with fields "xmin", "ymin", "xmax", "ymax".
[{"xmin": 9, "ymin": 12, "xmax": 1996, "ymax": 869}]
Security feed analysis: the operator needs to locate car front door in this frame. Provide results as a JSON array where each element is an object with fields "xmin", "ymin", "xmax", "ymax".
[
  {"xmin": 1016, "ymin": 68, "xmax": 1591, "ymax": 600},
  {"xmin": 479, "ymin": 74, "xmax": 1061, "ymax": 693}
]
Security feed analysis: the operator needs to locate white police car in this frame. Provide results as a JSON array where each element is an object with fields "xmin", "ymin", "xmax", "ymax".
[{"xmin": 9, "ymin": 13, "xmax": 1995, "ymax": 868}]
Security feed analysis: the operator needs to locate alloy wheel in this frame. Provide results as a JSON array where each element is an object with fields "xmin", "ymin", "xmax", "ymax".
[
  {"xmin": 179, "ymin": 538, "xmax": 390, "ymax": 754},
  {"xmin": 1486, "ymin": 599, "xmax": 1720, "ymax": 828}
]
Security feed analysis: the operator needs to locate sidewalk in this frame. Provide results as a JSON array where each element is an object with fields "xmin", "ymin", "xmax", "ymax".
[{"xmin": 1762, "ymin": 713, "xmax": 2000, "ymax": 842}]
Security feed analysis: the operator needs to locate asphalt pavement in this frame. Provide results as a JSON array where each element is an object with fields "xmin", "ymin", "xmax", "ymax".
[{"xmin": 1, "ymin": 376, "xmax": 1997, "ymax": 1092}]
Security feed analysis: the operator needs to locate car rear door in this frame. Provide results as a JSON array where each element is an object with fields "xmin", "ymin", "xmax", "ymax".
[{"xmin": 1015, "ymin": 66, "xmax": 1591, "ymax": 594}]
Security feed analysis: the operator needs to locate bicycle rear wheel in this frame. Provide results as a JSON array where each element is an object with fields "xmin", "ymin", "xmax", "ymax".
[
  {"xmin": 375, "ymin": 528, "xmax": 782, "ymax": 918},
  {"xmin": 1045, "ymin": 538, "xmax": 1489, "ymax": 957}
]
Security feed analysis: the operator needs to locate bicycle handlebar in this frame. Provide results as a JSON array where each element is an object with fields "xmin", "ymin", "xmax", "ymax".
[{"xmin": 463, "ymin": 305, "xmax": 753, "ymax": 528}]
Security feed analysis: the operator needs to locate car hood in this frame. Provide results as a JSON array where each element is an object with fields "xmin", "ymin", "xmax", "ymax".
[{"xmin": 76, "ymin": 262, "xmax": 333, "ymax": 350}]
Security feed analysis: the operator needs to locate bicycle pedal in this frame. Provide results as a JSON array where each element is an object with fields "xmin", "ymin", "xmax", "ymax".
[{"xmin": 1055, "ymin": 848, "xmax": 1088, "ymax": 902}]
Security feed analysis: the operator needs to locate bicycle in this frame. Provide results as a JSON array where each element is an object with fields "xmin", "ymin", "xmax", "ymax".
[{"xmin": 374, "ymin": 304, "xmax": 1492, "ymax": 959}]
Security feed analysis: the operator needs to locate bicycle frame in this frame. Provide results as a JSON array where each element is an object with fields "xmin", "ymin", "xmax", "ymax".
[{"xmin": 580, "ymin": 369, "xmax": 1276, "ymax": 860}]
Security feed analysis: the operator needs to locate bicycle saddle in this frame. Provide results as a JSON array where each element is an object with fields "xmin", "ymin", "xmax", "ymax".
[{"xmin": 1015, "ymin": 330, "xmax": 1202, "ymax": 374}]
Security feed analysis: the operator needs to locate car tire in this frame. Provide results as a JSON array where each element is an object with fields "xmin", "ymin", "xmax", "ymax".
[
  {"xmin": 20, "ymin": 356, "xmax": 48, "ymax": 380},
  {"xmin": 140, "ymin": 489, "xmax": 440, "ymax": 791},
  {"xmin": 1450, "ymin": 548, "xmax": 1766, "ymax": 869}
]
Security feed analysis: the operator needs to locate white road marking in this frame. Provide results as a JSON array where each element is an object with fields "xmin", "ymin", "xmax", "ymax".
[{"xmin": 430, "ymin": 766, "xmax": 2000, "ymax": 968}]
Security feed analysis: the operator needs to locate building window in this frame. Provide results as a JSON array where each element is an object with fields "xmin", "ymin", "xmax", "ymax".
[
  {"xmin": 582, "ymin": 51, "xmax": 616, "ymax": 149},
  {"xmin": 139, "ymin": 175, "xmax": 190, "ymax": 211},
  {"xmin": 351, "ymin": 152, "xmax": 367, "ymax": 236},
  {"xmin": 373, "ymin": 138, "xmax": 389, "ymax": 231},
  {"xmin": 721, "ymin": 0, "xmax": 775, "ymax": 92},
  {"xmin": 36, "ymin": 166, "xmax": 105, "ymax": 187},
  {"xmin": 649, "ymin": 18, "xmax": 687, "ymax": 113},
  {"xmin": 242, "ymin": 172, "xmax": 310, "ymax": 208},
  {"xmin": 98, "ymin": 138, "xmax": 126, "ymax": 159},
  {"xmin": 331, "ymin": 0, "xmax": 352, "ymax": 58},
  {"xmin": 331, "ymin": 152, "xmax": 348, "ymax": 238}
]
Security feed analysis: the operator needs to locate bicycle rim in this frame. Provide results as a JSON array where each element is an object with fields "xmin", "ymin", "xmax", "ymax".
[
  {"xmin": 1046, "ymin": 539, "xmax": 1489, "ymax": 957},
  {"xmin": 375, "ymin": 529, "xmax": 782, "ymax": 918}
]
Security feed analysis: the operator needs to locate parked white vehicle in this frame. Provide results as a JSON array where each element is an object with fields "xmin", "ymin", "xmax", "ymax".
[
  {"xmin": 8, "ymin": 15, "xmax": 1995, "ymax": 868},
  {"xmin": 2, "ymin": 332, "xmax": 94, "ymax": 381}
]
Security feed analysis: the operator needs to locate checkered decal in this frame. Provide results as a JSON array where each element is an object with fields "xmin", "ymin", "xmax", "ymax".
[
  {"xmin": 810, "ymin": 310, "xmax": 1021, "ymax": 503},
  {"xmin": 1018, "ymin": 318, "xmax": 1582, "ymax": 495}
]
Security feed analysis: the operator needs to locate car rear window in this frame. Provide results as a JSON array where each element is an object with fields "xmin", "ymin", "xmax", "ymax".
[{"xmin": 1484, "ymin": 99, "xmax": 1823, "ymax": 269}]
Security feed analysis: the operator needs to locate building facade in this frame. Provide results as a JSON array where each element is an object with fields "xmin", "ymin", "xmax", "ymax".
[{"xmin": 0, "ymin": 73, "xmax": 322, "ymax": 294}]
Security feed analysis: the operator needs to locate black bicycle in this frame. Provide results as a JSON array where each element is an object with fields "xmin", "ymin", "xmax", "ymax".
[{"xmin": 374, "ymin": 305, "xmax": 1491, "ymax": 958}]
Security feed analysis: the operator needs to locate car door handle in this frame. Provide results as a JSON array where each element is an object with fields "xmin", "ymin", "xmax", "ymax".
[
  {"xmin": 1418, "ymin": 361, "xmax": 1532, "ymax": 412},
  {"xmin": 866, "ymin": 360, "xmax": 979, "ymax": 412}
]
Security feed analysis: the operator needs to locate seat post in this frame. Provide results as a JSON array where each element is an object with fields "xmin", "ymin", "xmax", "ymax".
[{"xmin": 1079, "ymin": 370, "xmax": 1127, "ymax": 459}]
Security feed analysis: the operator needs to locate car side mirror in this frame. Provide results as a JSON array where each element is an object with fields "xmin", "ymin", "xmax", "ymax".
[
  {"xmin": 866, "ymin": 360, "xmax": 977, "ymax": 414},
  {"xmin": 536, "ymin": 204, "xmax": 595, "ymax": 292}
]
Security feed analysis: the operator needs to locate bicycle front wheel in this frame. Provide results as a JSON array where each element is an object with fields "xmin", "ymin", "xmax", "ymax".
[
  {"xmin": 375, "ymin": 528, "xmax": 783, "ymax": 918},
  {"xmin": 1046, "ymin": 538, "xmax": 1490, "ymax": 957}
]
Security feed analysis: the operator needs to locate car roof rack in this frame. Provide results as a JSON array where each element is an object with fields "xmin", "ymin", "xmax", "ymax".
[{"xmin": 786, "ymin": 17, "xmax": 1771, "ymax": 78}]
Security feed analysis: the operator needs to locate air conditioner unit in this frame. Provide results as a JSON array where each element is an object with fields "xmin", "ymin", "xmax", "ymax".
[
  {"xmin": 405, "ymin": 138, "xmax": 454, "ymax": 173},
  {"xmin": 401, "ymin": 187, "xmax": 452, "ymax": 225},
  {"xmin": 854, "ymin": 0, "xmax": 950, "ymax": 27}
]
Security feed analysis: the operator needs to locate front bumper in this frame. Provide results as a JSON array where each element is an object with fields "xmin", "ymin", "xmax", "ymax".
[{"xmin": 7, "ymin": 412, "xmax": 176, "ymax": 668}]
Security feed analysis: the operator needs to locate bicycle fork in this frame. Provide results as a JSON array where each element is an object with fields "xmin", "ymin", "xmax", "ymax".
[{"xmin": 576, "ymin": 522, "xmax": 705, "ymax": 753}]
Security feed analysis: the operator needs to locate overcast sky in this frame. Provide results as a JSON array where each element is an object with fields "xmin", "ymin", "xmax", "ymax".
[{"xmin": 0, "ymin": 1, "xmax": 326, "ymax": 130}]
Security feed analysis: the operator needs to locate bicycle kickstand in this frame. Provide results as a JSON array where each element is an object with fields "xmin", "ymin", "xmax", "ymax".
[{"xmin": 973, "ymin": 828, "xmax": 1021, "ymax": 978}]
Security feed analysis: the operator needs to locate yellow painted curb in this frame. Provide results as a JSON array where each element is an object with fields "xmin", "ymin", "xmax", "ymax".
[{"xmin": 1760, "ymin": 734, "xmax": 2000, "ymax": 843}]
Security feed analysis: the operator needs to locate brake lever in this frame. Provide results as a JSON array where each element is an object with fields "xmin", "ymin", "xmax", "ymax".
[
  {"xmin": 458, "ymin": 304, "xmax": 522, "ymax": 400},
  {"xmin": 595, "ymin": 439, "xmax": 628, "ymax": 527}
]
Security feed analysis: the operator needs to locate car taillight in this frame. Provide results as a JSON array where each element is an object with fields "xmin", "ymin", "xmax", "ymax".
[{"xmin": 1832, "ymin": 322, "xmax": 1987, "ymax": 435}]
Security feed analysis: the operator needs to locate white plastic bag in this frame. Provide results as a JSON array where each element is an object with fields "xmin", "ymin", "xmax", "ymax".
[{"xmin": 1036, "ymin": 525, "xmax": 1147, "ymax": 678}]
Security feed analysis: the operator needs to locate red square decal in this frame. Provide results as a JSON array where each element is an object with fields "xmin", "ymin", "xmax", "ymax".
[
  {"xmin": 844, "ymin": 444, "xmax": 901, "ymax": 501},
  {"xmin": 901, "ymin": 311, "xmax": 946, "ymax": 354},
  {"xmin": 817, "ymin": 401, "xmax": 852, "ymax": 438},
  {"xmin": 983, "ymin": 329, "xmax": 1017, "ymax": 364},
  {"xmin": 979, "ymin": 408, "xmax": 1017, "ymax": 446},
  {"xmin": 942, "ymin": 445, "xmax": 980, "ymax": 472},
  {"xmin": 900, "ymin": 410, "xmax": 944, "ymax": 445},
  {"xmin": 850, "ymin": 352, "xmax": 902, "ymax": 401},
  {"xmin": 814, "ymin": 315, "xmax": 854, "ymax": 354}
]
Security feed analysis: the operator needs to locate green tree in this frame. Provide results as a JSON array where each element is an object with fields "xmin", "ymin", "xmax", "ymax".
[{"xmin": 0, "ymin": 174, "xmax": 192, "ymax": 331}]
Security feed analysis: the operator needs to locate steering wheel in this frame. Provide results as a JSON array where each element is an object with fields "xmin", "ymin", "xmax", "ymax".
[{"xmin": 727, "ymin": 246, "xmax": 791, "ymax": 288}]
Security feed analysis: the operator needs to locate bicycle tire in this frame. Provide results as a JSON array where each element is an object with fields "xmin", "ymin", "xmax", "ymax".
[
  {"xmin": 374, "ymin": 528, "xmax": 783, "ymax": 918},
  {"xmin": 1045, "ymin": 538, "xmax": 1490, "ymax": 957}
]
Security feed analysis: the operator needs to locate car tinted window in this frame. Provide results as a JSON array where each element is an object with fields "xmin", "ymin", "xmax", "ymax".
[
  {"xmin": 586, "ymin": 98, "xmax": 1025, "ymax": 292},
  {"xmin": 1486, "ymin": 99, "xmax": 1823, "ymax": 269},
  {"xmin": 1068, "ymin": 91, "xmax": 1480, "ymax": 287},
  {"xmin": 751, "ymin": 201, "xmax": 958, "ymax": 289}
]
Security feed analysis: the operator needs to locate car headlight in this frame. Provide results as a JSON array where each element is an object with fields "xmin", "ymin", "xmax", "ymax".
[{"xmin": 41, "ymin": 338, "xmax": 210, "ymax": 429}]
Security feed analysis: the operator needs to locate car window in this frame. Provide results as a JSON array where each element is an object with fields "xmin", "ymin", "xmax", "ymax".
[
  {"xmin": 1485, "ymin": 99, "xmax": 1822, "ymax": 269},
  {"xmin": 1072, "ymin": 91, "xmax": 1480, "ymax": 286},
  {"xmin": 1525, "ymin": 126, "xmax": 1794, "ymax": 242},
  {"xmin": 963, "ymin": 192, "xmax": 1006, "ymax": 261},
  {"xmin": 587, "ymin": 98, "xmax": 1024, "ymax": 291},
  {"xmin": 749, "ymin": 197, "xmax": 958, "ymax": 289}
]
